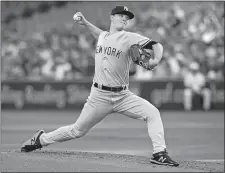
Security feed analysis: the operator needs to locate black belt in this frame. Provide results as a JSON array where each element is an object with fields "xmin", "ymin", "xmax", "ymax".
[{"xmin": 94, "ymin": 83, "xmax": 126, "ymax": 92}]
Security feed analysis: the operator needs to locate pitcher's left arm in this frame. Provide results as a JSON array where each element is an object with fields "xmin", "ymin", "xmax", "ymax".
[{"xmin": 142, "ymin": 41, "xmax": 163, "ymax": 70}]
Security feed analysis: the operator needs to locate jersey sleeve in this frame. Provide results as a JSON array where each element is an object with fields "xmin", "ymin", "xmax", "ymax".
[
  {"xmin": 96, "ymin": 31, "xmax": 107, "ymax": 44},
  {"xmin": 127, "ymin": 32, "xmax": 151, "ymax": 47},
  {"xmin": 98, "ymin": 31, "xmax": 107, "ymax": 38}
]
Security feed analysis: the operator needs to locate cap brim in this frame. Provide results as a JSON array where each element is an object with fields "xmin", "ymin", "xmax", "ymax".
[{"xmin": 115, "ymin": 11, "xmax": 134, "ymax": 19}]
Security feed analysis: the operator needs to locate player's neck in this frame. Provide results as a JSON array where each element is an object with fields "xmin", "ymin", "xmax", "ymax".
[{"xmin": 109, "ymin": 26, "xmax": 123, "ymax": 35}]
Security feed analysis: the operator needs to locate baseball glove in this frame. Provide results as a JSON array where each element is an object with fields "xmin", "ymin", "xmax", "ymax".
[{"xmin": 129, "ymin": 44, "xmax": 154, "ymax": 70}]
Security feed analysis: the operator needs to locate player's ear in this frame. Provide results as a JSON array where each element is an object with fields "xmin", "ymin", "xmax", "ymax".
[{"xmin": 110, "ymin": 15, "xmax": 114, "ymax": 21}]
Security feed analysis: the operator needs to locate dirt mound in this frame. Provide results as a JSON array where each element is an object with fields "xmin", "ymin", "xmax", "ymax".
[{"xmin": 1, "ymin": 149, "xmax": 224, "ymax": 172}]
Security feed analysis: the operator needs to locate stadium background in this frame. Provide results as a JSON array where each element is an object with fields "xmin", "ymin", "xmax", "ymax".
[
  {"xmin": 1, "ymin": 1, "xmax": 224, "ymax": 82},
  {"xmin": 1, "ymin": 1, "xmax": 224, "ymax": 172}
]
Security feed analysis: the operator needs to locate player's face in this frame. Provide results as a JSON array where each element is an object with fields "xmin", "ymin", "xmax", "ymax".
[{"xmin": 111, "ymin": 14, "xmax": 129, "ymax": 30}]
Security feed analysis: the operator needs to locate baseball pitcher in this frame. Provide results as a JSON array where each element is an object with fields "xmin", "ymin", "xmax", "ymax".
[{"xmin": 21, "ymin": 6, "xmax": 179, "ymax": 167}]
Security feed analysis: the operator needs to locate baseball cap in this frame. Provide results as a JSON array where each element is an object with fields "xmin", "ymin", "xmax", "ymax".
[{"xmin": 111, "ymin": 6, "xmax": 134, "ymax": 19}]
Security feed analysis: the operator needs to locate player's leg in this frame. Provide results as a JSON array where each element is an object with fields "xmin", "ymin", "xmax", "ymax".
[
  {"xmin": 201, "ymin": 88, "xmax": 211, "ymax": 111},
  {"xmin": 184, "ymin": 88, "xmax": 192, "ymax": 111},
  {"xmin": 40, "ymin": 99, "xmax": 111, "ymax": 146},
  {"xmin": 21, "ymin": 87, "xmax": 113, "ymax": 151},
  {"xmin": 113, "ymin": 91, "xmax": 178, "ymax": 166},
  {"xmin": 114, "ymin": 91, "xmax": 166, "ymax": 154}
]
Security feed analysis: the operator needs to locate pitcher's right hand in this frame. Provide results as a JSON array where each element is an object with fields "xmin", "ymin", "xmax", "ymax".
[{"xmin": 73, "ymin": 12, "xmax": 87, "ymax": 25}]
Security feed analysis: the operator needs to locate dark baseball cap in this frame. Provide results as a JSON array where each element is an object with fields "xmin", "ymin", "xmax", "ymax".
[{"xmin": 111, "ymin": 6, "xmax": 134, "ymax": 19}]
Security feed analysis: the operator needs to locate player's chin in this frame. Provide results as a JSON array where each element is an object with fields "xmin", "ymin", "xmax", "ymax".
[
  {"xmin": 118, "ymin": 28, "xmax": 124, "ymax": 31},
  {"xmin": 117, "ymin": 25, "xmax": 126, "ymax": 31}
]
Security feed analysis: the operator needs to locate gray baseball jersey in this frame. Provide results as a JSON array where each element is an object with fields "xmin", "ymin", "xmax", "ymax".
[{"xmin": 93, "ymin": 30, "xmax": 150, "ymax": 86}]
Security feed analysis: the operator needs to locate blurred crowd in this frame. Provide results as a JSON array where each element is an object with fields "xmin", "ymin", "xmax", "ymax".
[
  {"xmin": 1, "ymin": 2, "xmax": 224, "ymax": 81},
  {"xmin": 1, "ymin": 27, "xmax": 96, "ymax": 81}
]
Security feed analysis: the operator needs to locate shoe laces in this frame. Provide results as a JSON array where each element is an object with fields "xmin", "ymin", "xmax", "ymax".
[
  {"xmin": 155, "ymin": 150, "xmax": 169, "ymax": 158},
  {"xmin": 163, "ymin": 150, "xmax": 168, "ymax": 155},
  {"xmin": 161, "ymin": 151, "xmax": 173, "ymax": 160}
]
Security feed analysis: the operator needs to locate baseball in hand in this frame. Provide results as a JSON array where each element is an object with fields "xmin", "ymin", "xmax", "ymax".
[{"xmin": 73, "ymin": 14, "xmax": 82, "ymax": 21}]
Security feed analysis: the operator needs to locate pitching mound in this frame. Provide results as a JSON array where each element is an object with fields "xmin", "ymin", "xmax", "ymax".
[{"xmin": 1, "ymin": 149, "xmax": 224, "ymax": 172}]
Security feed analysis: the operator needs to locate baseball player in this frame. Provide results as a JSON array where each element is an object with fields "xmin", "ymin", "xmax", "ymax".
[
  {"xmin": 184, "ymin": 62, "xmax": 211, "ymax": 111},
  {"xmin": 21, "ymin": 6, "xmax": 179, "ymax": 167}
]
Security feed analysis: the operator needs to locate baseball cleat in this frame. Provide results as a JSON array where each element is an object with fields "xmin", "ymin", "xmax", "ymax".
[
  {"xmin": 150, "ymin": 149, "xmax": 179, "ymax": 167},
  {"xmin": 21, "ymin": 130, "xmax": 45, "ymax": 152}
]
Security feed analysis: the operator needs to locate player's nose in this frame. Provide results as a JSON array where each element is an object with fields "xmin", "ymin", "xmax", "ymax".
[{"xmin": 121, "ymin": 14, "xmax": 128, "ymax": 21}]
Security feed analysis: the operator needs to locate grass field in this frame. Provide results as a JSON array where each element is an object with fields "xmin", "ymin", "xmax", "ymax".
[{"xmin": 1, "ymin": 110, "xmax": 224, "ymax": 172}]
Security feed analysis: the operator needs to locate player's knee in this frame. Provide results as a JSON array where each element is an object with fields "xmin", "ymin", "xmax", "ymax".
[
  {"xmin": 146, "ymin": 106, "xmax": 160, "ymax": 121},
  {"xmin": 70, "ymin": 125, "xmax": 87, "ymax": 138},
  {"xmin": 74, "ymin": 130, "xmax": 86, "ymax": 138},
  {"xmin": 153, "ymin": 107, "xmax": 160, "ymax": 118}
]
